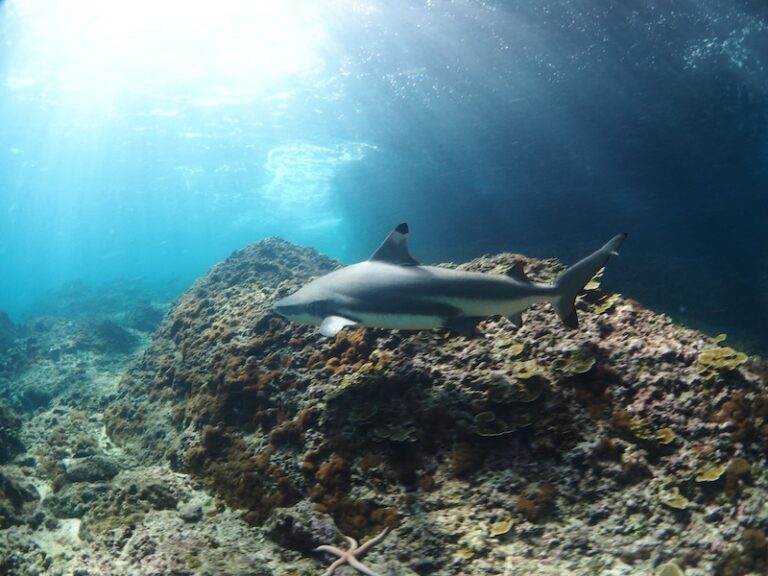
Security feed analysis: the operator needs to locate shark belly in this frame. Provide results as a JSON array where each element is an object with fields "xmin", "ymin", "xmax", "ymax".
[{"xmin": 340, "ymin": 310, "xmax": 446, "ymax": 330}]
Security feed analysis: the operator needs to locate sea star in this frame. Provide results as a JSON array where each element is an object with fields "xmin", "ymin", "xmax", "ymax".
[{"xmin": 314, "ymin": 527, "xmax": 390, "ymax": 576}]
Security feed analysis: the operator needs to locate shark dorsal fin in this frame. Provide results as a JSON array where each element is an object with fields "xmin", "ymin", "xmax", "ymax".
[
  {"xmin": 505, "ymin": 262, "xmax": 531, "ymax": 284},
  {"xmin": 368, "ymin": 222, "xmax": 420, "ymax": 266}
]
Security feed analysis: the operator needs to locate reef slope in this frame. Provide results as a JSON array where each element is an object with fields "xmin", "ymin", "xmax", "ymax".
[{"xmin": 103, "ymin": 238, "xmax": 768, "ymax": 576}]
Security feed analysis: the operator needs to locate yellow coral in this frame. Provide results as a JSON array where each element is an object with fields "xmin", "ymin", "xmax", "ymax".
[
  {"xmin": 659, "ymin": 486, "xmax": 689, "ymax": 510},
  {"xmin": 497, "ymin": 338, "xmax": 525, "ymax": 357},
  {"xmin": 656, "ymin": 562, "xmax": 685, "ymax": 576},
  {"xmin": 593, "ymin": 293, "xmax": 621, "ymax": 314},
  {"xmin": 695, "ymin": 463, "xmax": 728, "ymax": 482},
  {"xmin": 512, "ymin": 359, "xmax": 545, "ymax": 379},
  {"xmin": 454, "ymin": 548, "xmax": 474, "ymax": 560},
  {"xmin": 560, "ymin": 350, "xmax": 596, "ymax": 375},
  {"xmin": 655, "ymin": 427, "xmax": 676, "ymax": 445},
  {"xmin": 489, "ymin": 517, "xmax": 514, "ymax": 537},
  {"xmin": 696, "ymin": 346, "xmax": 748, "ymax": 377},
  {"xmin": 627, "ymin": 419, "xmax": 675, "ymax": 445},
  {"xmin": 584, "ymin": 268, "xmax": 604, "ymax": 290}
]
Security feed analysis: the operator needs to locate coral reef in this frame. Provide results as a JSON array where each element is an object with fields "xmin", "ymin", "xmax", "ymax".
[
  {"xmin": 3, "ymin": 237, "xmax": 768, "ymax": 575},
  {"xmin": 96, "ymin": 237, "xmax": 768, "ymax": 575}
]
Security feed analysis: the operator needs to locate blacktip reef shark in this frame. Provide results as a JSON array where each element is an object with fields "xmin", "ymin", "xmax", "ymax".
[{"xmin": 272, "ymin": 223, "xmax": 626, "ymax": 338}]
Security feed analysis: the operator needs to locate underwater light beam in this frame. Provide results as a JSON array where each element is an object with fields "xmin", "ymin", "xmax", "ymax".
[{"xmin": 3, "ymin": 0, "xmax": 326, "ymax": 105}]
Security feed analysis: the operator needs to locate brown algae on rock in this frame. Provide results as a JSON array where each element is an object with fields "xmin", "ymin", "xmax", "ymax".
[{"xmin": 76, "ymin": 237, "xmax": 767, "ymax": 576}]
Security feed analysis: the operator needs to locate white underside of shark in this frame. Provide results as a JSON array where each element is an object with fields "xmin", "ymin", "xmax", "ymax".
[{"xmin": 272, "ymin": 223, "xmax": 626, "ymax": 338}]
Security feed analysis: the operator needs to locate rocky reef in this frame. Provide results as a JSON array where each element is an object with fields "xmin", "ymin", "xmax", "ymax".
[
  {"xmin": 2, "ymin": 238, "xmax": 767, "ymax": 575},
  {"xmin": 100, "ymin": 238, "xmax": 768, "ymax": 575}
]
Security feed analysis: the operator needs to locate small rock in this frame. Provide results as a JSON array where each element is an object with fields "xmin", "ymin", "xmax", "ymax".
[
  {"xmin": 64, "ymin": 456, "xmax": 120, "ymax": 483},
  {"xmin": 265, "ymin": 500, "xmax": 341, "ymax": 553},
  {"xmin": 704, "ymin": 506, "xmax": 723, "ymax": 523},
  {"xmin": 0, "ymin": 466, "xmax": 40, "ymax": 528},
  {"xmin": 178, "ymin": 502, "xmax": 203, "ymax": 523}
]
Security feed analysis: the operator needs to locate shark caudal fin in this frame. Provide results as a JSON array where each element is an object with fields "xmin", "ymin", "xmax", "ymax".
[{"xmin": 553, "ymin": 233, "xmax": 627, "ymax": 329}]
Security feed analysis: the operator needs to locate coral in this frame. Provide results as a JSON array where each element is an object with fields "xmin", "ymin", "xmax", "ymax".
[
  {"xmin": 696, "ymin": 346, "xmax": 748, "ymax": 380},
  {"xmin": 715, "ymin": 528, "xmax": 768, "ymax": 576},
  {"xmin": 724, "ymin": 457, "xmax": 751, "ymax": 500},
  {"xmin": 449, "ymin": 442, "xmax": 485, "ymax": 478},
  {"xmin": 712, "ymin": 391, "xmax": 768, "ymax": 443},
  {"xmin": 695, "ymin": 463, "xmax": 728, "ymax": 483},
  {"xmin": 558, "ymin": 349, "xmax": 597, "ymax": 375},
  {"xmin": 659, "ymin": 486, "xmax": 689, "ymax": 510},
  {"xmin": 488, "ymin": 517, "xmax": 514, "ymax": 537},
  {"xmin": 472, "ymin": 410, "xmax": 531, "ymax": 437},
  {"xmin": 516, "ymin": 483, "xmax": 557, "ymax": 523},
  {"xmin": 511, "ymin": 359, "xmax": 545, "ymax": 379}
]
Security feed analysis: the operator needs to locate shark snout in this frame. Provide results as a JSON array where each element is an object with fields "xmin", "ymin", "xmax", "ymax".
[{"xmin": 271, "ymin": 294, "xmax": 306, "ymax": 319}]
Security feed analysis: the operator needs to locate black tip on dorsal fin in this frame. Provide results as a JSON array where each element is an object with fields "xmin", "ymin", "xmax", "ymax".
[
  {"xmin": 505, "ymin": 262, "xmax": 532, "ymax": 284},
  {"xmin": 368, "ymin": 222, "xmax": 420, "ymax": 266}
]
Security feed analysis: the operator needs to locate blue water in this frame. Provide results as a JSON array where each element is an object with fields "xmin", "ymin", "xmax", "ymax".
[{"xmin": 1, "ymin": 0, "xmax": 766, "ymax": 351}]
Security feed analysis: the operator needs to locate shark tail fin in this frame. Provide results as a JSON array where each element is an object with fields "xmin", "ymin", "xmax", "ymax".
[{"xmin": 553, "ymin": 233, "xmax": 627, "ymax": 329}]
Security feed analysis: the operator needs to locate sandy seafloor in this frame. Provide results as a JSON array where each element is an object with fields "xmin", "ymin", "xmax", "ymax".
[{"xmin": 1, "ymin": 239, "xmax": 768, "ymax": 576}]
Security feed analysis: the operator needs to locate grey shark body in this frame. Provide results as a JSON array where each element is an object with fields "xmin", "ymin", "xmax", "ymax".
[{"xmin": 272, "ymin": 223, "xmax": 626, "ymax": 338}]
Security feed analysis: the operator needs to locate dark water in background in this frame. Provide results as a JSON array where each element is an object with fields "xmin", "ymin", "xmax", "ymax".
[{"xmin": 0, "ymin": 0, "xmax": 766, "ymax": 351}]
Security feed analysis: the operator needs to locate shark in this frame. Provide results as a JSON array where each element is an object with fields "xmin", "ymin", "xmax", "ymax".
[{"xmin": 272, "ymin": 223, "xmax": 626, "ymax": 338}]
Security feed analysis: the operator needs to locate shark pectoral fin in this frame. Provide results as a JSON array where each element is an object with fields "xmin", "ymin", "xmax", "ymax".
[
  {"xmin": 443, "ymin": 317, "xmax": 483, "ymax": 338},
  {"xmin": 319, "ymin": 316, "xmax": 358, "ymax": 337},
  {"xmin": 506, "ymin": 312, "xmax": 524, "ymax": 328}
]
